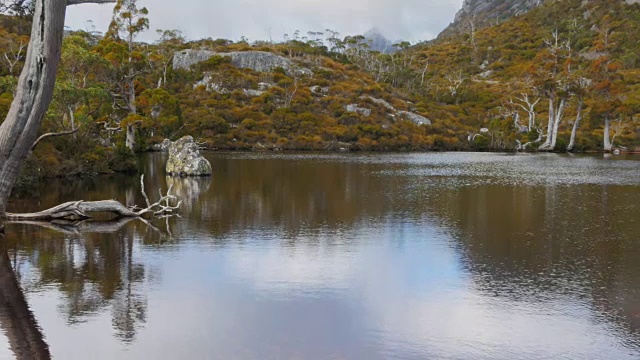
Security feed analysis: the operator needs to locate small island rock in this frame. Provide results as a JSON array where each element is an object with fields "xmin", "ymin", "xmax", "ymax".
[{"xmin": 166, "ymin": 136, "xmax": 213, "ymax": 177}]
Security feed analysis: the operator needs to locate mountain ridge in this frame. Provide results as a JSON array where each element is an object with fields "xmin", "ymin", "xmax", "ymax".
[{"xmin": 439, "ymin": 0, "xmax": 545, "ymax": 38}]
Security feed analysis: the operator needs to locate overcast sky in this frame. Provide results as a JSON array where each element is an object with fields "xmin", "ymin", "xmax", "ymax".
[{"xmin": 65, "ymin": 0, "xmax": 463, "ymax": 44}]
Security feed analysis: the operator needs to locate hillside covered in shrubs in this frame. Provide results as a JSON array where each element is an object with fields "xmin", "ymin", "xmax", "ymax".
[{"xmin": 1, "ymin": 0, "xmax": 639, "ymax": 181}]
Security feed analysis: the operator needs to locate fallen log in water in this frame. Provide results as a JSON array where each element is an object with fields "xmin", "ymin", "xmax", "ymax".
[{"xmin": 5, "ymin": 175, "xmax": 181, "ymax": 222}]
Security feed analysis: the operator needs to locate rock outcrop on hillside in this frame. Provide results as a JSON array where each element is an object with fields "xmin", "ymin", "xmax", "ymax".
[
  {"xmin": 396, "ymin": 111, "xmax": 431, "ymax": 126},
  {"xmin": 173, "ymin": 50, "xmax": 312, "ymax": 76},
  {"xmin": 439, "ymin": 0, "xmax": 544, "ymax": 38},
  {"xmin": 347, "ymin": 96, "xmax": 432, "ymax": 126}
]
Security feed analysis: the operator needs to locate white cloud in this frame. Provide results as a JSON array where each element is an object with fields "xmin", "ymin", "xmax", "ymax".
[{"xmin": 65, "ymin": 0, "xmax": 464, "ymax": 44}]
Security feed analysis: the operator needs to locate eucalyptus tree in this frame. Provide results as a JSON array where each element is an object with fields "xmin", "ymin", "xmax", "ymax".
[
  {"xmin": 566, "ymin": 77, "xmax": 590, "ymax": 152},
  {"xmin": 45, "ymin": 34, "xmax": 111, "ymax": 140},
  {"xmin": 104, "ymin": 0, "xmax": 149, "ymax": 151},
  {"xmin": 0, "ymin": 0, "xmax": 116, "ymax": 227},
  {"xmin": 151, "ymin": 29, "xmax": 185, "ymax": 88},
  {"xmin": 535, "ymin": 30, "xmax": 572, "ymax": 151}
]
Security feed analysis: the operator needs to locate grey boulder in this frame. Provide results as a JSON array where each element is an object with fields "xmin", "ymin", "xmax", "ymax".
[{"xmin": 166, "ymin": 136, "xmax": 213, "ymax": 177}]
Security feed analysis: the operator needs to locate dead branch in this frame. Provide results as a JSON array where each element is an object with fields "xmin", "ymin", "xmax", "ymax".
[
  {"xmin": 31, "ymin": 127, "xmax": 80, "ymax": 151},
  {"xmin": 5, "ymin": 175, "xmax": 181, "ymax": 221}
]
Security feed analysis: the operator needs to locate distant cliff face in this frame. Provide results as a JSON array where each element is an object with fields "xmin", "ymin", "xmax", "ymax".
[{"xmin": 438, "ymin": 0, "xmax": 544, "ymax": 38}]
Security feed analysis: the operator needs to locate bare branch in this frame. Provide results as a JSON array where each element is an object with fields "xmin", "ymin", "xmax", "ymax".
[
  {"xmin": 140, "ymin": 174, "xmax": 152, "ymax": 208},
  {"xmin": 66, "ymin": 0, "xmax": 116, "ymax": 6},
  {"xmin": 31, "ymin": 126, "xmax": 80, "ymax": 151}
]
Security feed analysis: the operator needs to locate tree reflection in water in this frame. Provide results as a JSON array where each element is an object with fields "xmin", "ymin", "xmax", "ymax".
[
  {"xmin": 0, "ymin": 213, "xmax": 175, "ymax": 357},
  {"xmin": 0, "ymin": 240, "xmax": 50, "ymax": 360}
]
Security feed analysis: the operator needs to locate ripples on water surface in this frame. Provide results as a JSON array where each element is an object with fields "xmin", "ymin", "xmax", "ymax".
[{"xmin": 2, "ymin": 152, "xmax": 640, "ymax": 359}]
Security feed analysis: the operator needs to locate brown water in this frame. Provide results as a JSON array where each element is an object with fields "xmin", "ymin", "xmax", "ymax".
[{"xmin": 2, "ymin": 152, "xmax": 640, "ymax": 359}]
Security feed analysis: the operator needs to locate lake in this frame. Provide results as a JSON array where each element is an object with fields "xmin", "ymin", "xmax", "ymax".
[{"xmin": 2, "ymin": 152, "xmax": 640, "ymax": 359}]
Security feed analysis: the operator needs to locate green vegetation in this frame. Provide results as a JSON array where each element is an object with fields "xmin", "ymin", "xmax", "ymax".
[{"xmin": 1, "ymin": 0, "xmax": 639, "ymax": 181}]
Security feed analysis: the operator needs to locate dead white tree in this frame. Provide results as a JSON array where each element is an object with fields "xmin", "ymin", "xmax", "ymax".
[
  {"xmin": 445, "ymin": 70, "xmax": 465, "ymax": 99},
  {"xmin": 500, "ymin": 102, "xmax": 527, "ymax": 134},
  {"xmin": 538, "ymin": 30, "xmax": 572, "ymax": 151},
  {"xmin": 464, "ymin": 15, "xmax": 478, "ymax": 54},
  {"xmin": 419, "ymin": 60, "xmax": 429, "ymax": 87},
  {"xmin": 0, "ymin": 0, "xmax": 117, "ymax": 229},
  {"xmin": 283, "ymin": 72, "xmax": 298, "ymax": 108},
  {"xmin": 603, "ymin": 116, "xmax": 626, "ymax": 152},
  {"xmin": 513, "ymin": 94, "xmax": 540, "ymax": 131},
  {"xmin": 567, "ymin": 99, "xmax": 585, "ymax": 152},
  {"xmin": 2, "ymin": 39, "xmax": 26, "ymax": 75},
  {"xmin": 567, "ymin": 77, "xmax": 591, "ymax": 152}
]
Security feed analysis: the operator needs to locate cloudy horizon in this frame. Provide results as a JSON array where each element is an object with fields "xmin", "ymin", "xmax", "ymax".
[{"xmin": 65, "ymin": 0, "xmax": 463, "ymax": 44}]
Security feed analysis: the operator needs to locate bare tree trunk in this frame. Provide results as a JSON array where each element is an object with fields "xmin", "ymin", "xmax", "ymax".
[
  {"xmin": 567, "ymin": 99, "xmax": 583, "ymax": 152},
  {"xmin": 0, "ymin": 1, "xmax": 68, "ymax": 221},
  {"xmin": 549, "ymin": 98, "xmax": 565, "ymax": 150},
  {"xmin": 126, "ymin": 73, "xmax": 137, "ymax": 151},
  {"xmin": 539, "ymin": 96, "xmax": 556, "ymax": 150},
  {"xmin": 126, "ymin": 123, "xmax": 136, "ymax": 151},
  {"xmin": 68, "ymin": 106, "xmax": 77, "ymax": 140},
  {"xmin": 603, "ymin": 117, "xmax": 612, "ymax": 152},
  {"xmin": 125, "ymin": 32, "xmax": 137, "ymax": 152}
]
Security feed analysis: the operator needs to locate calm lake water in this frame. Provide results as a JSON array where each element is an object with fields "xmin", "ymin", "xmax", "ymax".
[{"xmin": 2, "ymin": 152, "xmax": 640, "ymax": 359}]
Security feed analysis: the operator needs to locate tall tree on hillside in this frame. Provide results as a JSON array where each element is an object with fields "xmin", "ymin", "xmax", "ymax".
[
  {"xmin": 589, "ymin": 15, "xmax": 625, "ymax": 152},
  {"xmin": 590, "ymin": 55, "xmax": 624, "ymax": 152},
  {"xmin": 150, "ymin": 29, "xmax": 184, "ymax": 88},
  {"xmin": 566, "ymin": 76, "xmax": 590, "ymax": 152},
  {"xmin": 42, "ymin": 35, "xmax": 111, "ymax": 143},
  {"xmin": 104, "ymin": 0, "xmax": 149, "ymax": 151},
  {"xmin": 535, "ymin": 30, "xmax": 572, "ymax": 151}
]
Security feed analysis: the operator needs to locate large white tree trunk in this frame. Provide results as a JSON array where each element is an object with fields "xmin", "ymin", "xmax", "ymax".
[
  {"xmin": 125, "ymin": 33, "xmax": 137, "ymax": 151},
  {"xmin": 125, "ymin": 75, "xmax": 137, "ymax": 150},
  {"xmin": 0, "ymin": 0, "xmax": 68, "ymax": 219},
  {"xmin": 0, "ymin": 0, "xmax": 115, "ymax": 225},
  {"xmin": 539, "ymin": 97, "xmax": 556, "ymax": 150},
  {"xmin": 549, "ymin": 98, "xmax": 565, "ymax": 150},
  {"xmin": 567, "ymin": 99, "xmax": 583, "ymax": 152},
  {"xmin": 126, "ymin": 123, "xmax": 136, "ymax": 150},
  {"xmin": 603, "ymin": 117, "xmax": 613, "ymax": 152}
]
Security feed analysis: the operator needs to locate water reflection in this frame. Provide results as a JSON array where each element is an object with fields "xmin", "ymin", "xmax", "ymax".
[
  {"xmin": 0, "ymin": 240, "xmax": 50, "ymax": 360},
  {"xmin": 3, "ymin": 220, "xmax": 157, "ymax": 348},
  {"xmin": 1, "ymin": 152, "xmax": 640, "ymax": 359}
]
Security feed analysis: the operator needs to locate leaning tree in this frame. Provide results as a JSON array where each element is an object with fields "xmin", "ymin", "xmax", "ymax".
[{"xmin": 0, "ymin": 0, "xmax": 148, "ymax": 231}]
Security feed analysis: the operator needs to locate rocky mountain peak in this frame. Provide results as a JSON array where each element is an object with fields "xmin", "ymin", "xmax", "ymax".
[
  {"xmin": 363, "ymin": 28, "xmax": 398, "ymax": 53},
  {"xmin": 439, "ymin": 0, "xmax": 545, "ymax": 38}
]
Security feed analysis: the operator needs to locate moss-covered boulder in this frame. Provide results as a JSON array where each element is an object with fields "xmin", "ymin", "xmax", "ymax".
[{"xmin": 166, "ymin": 136, "xmax": 212, "ymax": 177}]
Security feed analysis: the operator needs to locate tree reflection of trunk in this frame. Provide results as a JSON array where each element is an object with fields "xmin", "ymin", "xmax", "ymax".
[
  {"xmin": 0, "ymin": 241, "xmax": 51, "ymax": 360},
  {"xmin": 112, "ymin": 228, "xmax": 147, "ymax": 343}
]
